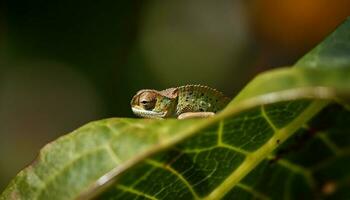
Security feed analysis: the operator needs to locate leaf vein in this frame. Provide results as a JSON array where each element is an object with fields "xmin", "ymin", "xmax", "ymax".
[
  {"xmin": 236, "ymin": 182, "xmax": 270, "ymax": 200},
  {"xmin": 116, "ymin": 184, "xmax": 158, "ymax": 200},
  {"xmin": 261, "ymin": 105, "xmax": 278, "ymax": 131},
  {"xmin": 316, "ymin": 132, "xmax": 342, "ymax": 155},
  {"xmin": 145, "ymin": 159, "xmax": 200, "ymax": 199}
]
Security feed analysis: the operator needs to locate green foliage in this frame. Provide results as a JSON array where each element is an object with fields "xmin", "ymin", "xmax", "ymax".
[{"xmin": 2, "ymin": 19, "xmax": 350, "ymax": 200}]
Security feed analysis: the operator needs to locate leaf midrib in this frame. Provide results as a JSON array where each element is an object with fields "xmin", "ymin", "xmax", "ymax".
[{"xmin": 203, "ymin": 100, "xmax": 329, "ymax": 200}]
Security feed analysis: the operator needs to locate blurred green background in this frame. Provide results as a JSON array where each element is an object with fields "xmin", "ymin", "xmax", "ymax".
[{"xmin": 1, "ymin": 0, "xmax": 349, "ymax": 191}]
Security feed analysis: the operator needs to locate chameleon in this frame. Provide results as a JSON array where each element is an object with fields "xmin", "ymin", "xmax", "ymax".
[{"xmin": 131, "ymin": 85, "xmax": 230, "ymax": 119}]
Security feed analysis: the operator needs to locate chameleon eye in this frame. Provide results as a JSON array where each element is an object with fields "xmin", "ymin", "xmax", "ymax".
[
  {"xmin": 140, "ymin": 99, "xmax": 156, "ymax": 110},
  {"xmin": 140, "ymin": 100, "xmax": 149, "ymax": 105},
  {"xmin": 138, "ymin": 92, "xmax": 157, "ymax": 110}
]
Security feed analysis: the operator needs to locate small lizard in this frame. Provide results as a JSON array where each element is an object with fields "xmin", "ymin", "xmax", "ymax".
[{"xmin": 131, "ymin": 85, "xmax": 230, "ymax": 119}]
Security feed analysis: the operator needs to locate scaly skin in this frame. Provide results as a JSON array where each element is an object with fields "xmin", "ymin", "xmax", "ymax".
[{"xmin": 131, "ymin": 85, "xmax": 230, "ymax": 119}]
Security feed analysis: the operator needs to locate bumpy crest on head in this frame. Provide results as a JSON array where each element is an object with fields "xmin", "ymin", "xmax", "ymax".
[{"xmin": 159, "ymin": 87, "xmax": 178, "ymax": 99}]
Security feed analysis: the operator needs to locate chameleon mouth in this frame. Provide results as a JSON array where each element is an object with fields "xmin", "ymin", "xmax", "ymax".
[{"xmin": 131, "ymin": 106, "xmax": 167, "ymax": 118}]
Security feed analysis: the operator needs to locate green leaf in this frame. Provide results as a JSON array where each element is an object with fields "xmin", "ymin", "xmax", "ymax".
[
  {"xmin": 296, "ymin": 16, "xmax": 350, "ymax": 69},
  {"xmin": 2, "ymin": 19, "xmax": 350, "ymax": 200}
]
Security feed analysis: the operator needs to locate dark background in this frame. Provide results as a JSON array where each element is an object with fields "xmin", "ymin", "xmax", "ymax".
[{"xmin": 1, "ymin": 0, "xmax": 349, "ymax": 190}]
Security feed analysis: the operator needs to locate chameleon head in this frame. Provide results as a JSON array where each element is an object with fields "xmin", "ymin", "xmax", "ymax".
[{"xmin": 131, "ymin": 89, "xmax": 177, "ymax": 118}]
